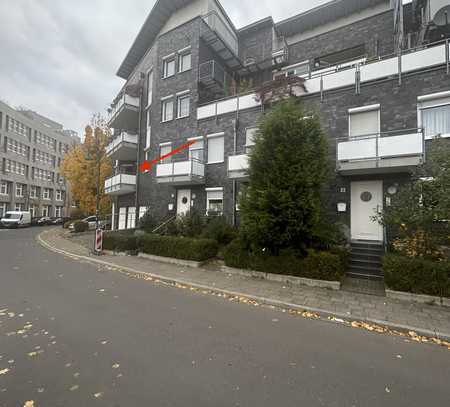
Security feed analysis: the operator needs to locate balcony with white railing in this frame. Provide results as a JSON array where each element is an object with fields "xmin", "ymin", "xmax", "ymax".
[
  {"xmin": 105, "ymin": 132, "xmax": 138, "ymax": 162},
  {"xmin": 104, "ymin": 172, "xmax": 136, "ymax": 196},
  {"xmin": 107, "ymin": 93, "xmax": 140, "ymax": 131},
  {"xmin": 337, "ymin": 129, "xmax": 425, "ymax": 174},
  {"xmin": 156, "ymin": 159, "xmax": 205, "ymax": 185},
  {"xmin": 197, "ymin": 39, "xmax": 450, "ymax": 121},
  {"xmin": 228, "ymin": 152, "xmax": 250, "ymax": 179}
]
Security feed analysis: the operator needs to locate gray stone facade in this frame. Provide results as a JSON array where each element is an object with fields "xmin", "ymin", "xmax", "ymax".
[
  {"xmin": 106, "ymin": 0, "xmax": 450, "ymax": 238},
  {"xmin": 0, "ymin": 101, "xmax": 79, "ymax": 218}
]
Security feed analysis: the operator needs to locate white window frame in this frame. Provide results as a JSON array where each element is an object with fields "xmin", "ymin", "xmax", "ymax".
[
  {"xmin": 207, "ymin": 132, "xmax": 225, "ymax": 164},
  {"xmin": 176, "ymin": 92, "xmax": 190, "ymax": 119},
  {"xmin": 30, "ymin": 185, "xmax": 38, "ymax": 199},
  {"xmin": 15, "ymin": 183, "xmax": 24, "ymax": 198},
  {"xmin": 245, "ymin": 127, "xmax": 258, "ymax": 153},
  {"xmin": 417, "ymin": 91, "xmax": 450, "ymax": 140},
  {"xmin": 15, "ymin": 203, "xmax": 24, "ymax": 212},
  {"xmin": 146, "ymin": 69, "xmax": 154, "ymax": 107},
  {"xmin": 188, "ymin": 136, "xmax": 204, "ymax": 162},
  {"xmin": 42, "ymin": 205, "xmax": 50, "ymax": 217},
  {"xmin": 43, "ymin": 188, "xmax": 51, "ymax": 200},
  {"xmin": 55, "ymin": 206, "xmax": 62, "ymax": 218},
  {"xmin": 159, "ymin": 143, "xmax": 172, "ymax": 164},
  {"xmin": 0, "ymin": 203, "xmax": 7, "ymax": 218},
  {"xmin": 56, "ymin": 190, "xmax": 63, "ymax": 201},
  {"xmin": 162, "ymin": 54, "xmax": 176, "ymax": 79},
  {"xmin": 145, "ymin": 109, "xmax": 152, "ymax": 150},
  {"xmin": 161, "ymin": 97, "xmax": 174, "ymax": 122},
  {"xmin": 178, "ymin": 49, "xmax": 192, "ymax": 73},
  {"xmin": 0, "ymin": 182, "xmax": 8, "ymax": 196},
  {"xmin": 348, "ymin": 104, "xmax": 381, "ymax": 139},
  {"xmin": 276, "ymin": 60, "xmax": 310, "ymax": 80},
  {"xmin": 206, "ymin": 187, "xmax": 224, "ymax": 215}
]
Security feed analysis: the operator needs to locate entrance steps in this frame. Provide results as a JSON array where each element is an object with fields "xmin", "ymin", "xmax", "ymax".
[{"xmin": 347, "ymin": 240, "xmax": 384, "ymax": 280}]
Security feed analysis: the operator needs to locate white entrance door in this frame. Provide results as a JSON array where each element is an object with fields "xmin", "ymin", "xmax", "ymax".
[
  {"xmin": 177, "ymin": 189, "xmax": 191, "ymax": 216},
  {"xmin": 351, "ymin": 180, "xmax": 383, "ymax": 241},
  {"xmin": 118, "ymin": 207, "xmax": 127, "ymax": 230}
]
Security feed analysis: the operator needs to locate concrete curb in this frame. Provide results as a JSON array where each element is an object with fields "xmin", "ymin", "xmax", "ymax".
[
  {"xmin": 386, "ymin": 289, "xmax": 450, "ymax": 308},
  {"xmin": 138, "ymin": 252, "xmax": 204, "ymax": 268},
  {"xmin": 37, "ymin": 231, "xmax": 450, "ymax": 342},
  {"xmin": 221, "ymin": 265, "xmax": 341, "ymax": 290}
]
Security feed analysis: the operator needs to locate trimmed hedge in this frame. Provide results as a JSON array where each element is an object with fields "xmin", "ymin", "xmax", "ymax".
[
  {"xmin": 223, "ymin": 239, "xmax": 348, "ymax": 282},
  {"xmin": 383, "ymin": 253, "xmax": 450, "ymax": 298},
  {"xmin": 103, "ymin": 231, "xmax": 138, "ymax": 253},
  {"xmin": 72, "ymin": 220, "xmax": 88, "ymax": 233},
  {"xmin": 137, "ymin": 234, "xmax": 219, "ymax": 262}
]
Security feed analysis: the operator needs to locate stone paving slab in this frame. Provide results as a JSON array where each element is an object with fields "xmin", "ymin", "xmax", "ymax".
[{"xmin": 39, "ymin": 228, "xmax": 450, "ymax": 341}]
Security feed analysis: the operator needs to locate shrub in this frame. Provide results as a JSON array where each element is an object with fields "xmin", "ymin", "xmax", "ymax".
[
  {"xmin": 64, "ymin": 220, "xmax": 74, "ymax": 229},
  {"xmin": 138, "ymin": 210, "xmax": 157, "ymax": 233},
  {"xmin": 72, "ymin": 220, "xmax": 88, "ymax": 233},
  {"xmin": 223, "ymin": 239, "xmax": 347, "ymax": 282},
  {"xmin": 137, "ymin": 234, "xmax": 218, "ymax": 262},
  {"xmin": 103, "ymin": 231, "xmax": 138, "ymax": 253},
  {"xmin": 201, "ymin": 217, "xmax": 237, "ymax": 245},
  {"xmin": 383, "ymin": 253, "xmax": 450, "ymax": 298},
  {"xmin": 175, "ymin": 211, "xmax": 205, "ymax": 238}
]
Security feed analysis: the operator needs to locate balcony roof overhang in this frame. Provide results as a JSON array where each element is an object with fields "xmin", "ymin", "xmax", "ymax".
[{"xmin": 275, "ymin": 0, "xmax": 390, "ymax": 38}]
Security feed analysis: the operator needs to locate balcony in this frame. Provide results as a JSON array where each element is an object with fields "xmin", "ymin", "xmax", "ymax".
[
  {"xmin": 105, "ymin": 132, "xmax": 138, "ymax": 162},
  {"xmin": 337, "ymin": 129, "xmax": 425, "ymax": 175},
  {"xmin": 228, "ymin": 153, "xmax": 249, "ymax": 179},
  {"xmin": 156, "ymin": 159, "xmax": 205, "ymax": 185},
  {"xmin": 107, "ymin": 93, "xmax": 140, "ymax": 132},
  {"xmin": 104, "ymin": 173, "xmax": 136, "ymax": 196}
]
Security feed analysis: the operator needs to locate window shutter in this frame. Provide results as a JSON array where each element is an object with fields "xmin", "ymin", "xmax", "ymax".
[
  {"xmin": 207, "ymin": 136, "xmax": 224, "ymax": 163},
  {"xmin": 349, "ymin": 110, "xmax": 379, "ymax": 138}
]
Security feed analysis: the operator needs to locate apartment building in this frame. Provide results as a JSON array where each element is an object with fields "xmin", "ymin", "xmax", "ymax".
[
  {"xmin": 0, "ymin": 100, "xmax": 80, "ymax": 219},
  {"xmin": 106, "ymin": 0, "xmax": 450, "ymax": 274}
]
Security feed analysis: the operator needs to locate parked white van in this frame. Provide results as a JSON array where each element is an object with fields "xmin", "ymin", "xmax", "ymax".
[{"xmin": 0, "ymin": 211, "xmax": 32, "ymax": 228}]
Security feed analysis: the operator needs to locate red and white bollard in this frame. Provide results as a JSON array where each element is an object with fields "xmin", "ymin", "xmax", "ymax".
[{"xmin": 94, "ymin": 228, "xmax": 103, "ymax": 255}]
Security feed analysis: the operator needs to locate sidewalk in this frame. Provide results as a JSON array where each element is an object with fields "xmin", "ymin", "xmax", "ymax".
[{"xmin": 38, "ymin": 228, "xmax": 450, "ymax": 344}]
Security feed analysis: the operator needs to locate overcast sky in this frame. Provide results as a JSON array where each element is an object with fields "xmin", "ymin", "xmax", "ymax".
[{"xmin": 0, "ymin": 0, "xmax": 329, "ymax": 136}]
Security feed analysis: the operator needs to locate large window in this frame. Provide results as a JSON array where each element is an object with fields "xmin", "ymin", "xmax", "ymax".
[
  {"xmin": 15, "ymin": 203, "xmax": 24, "ymax": 211},
  {"xmin": 177, "ymin": 94, "xmax": 190, "ymax": 119},
  {"xmin": 178, "ymin": 51, "xmax": 192, "ymax": 73},
  {"xmin": 55, "ymin": 206, "xmax": 63, "ymax": 218},
  {"xmin": 56, "ymin": 190, "xmax": 63, "ymax": 201},
  {"xmin": 160, "ymin": 143, "xmax": 172, "ymax": 164},
  {"xmin": 207, "ymin": 133, "xmax": 225, "ymax": 164},
  {"xmin": 7, "ymin": 117, "xmax": 29, "ymax": 138},
  {"xmin": 206, "ymin": 188, "xmax": 223, "ymax": 215},
  {"xmin": 0, "ymin": 181, "xmax": 8, "ymax": 195},
  {"xmin": 348, "ymin": 105, "xmax": 380, "ymax": 138},
  {"xmin": 245, "ymin": 127, "xmax": 258, "ymax": 153},
  {"xmin": 421, "ymin": 105, "xmax": 450, "ymax": 139},
  {"xmin": 7, "ymin": 138, "xmax": 28, "ymax": 157},
  {"xmin": 161, "ymin": 98, "xmax": 174, "ymax": 122},
  {"xmin": 146, "ymin": 110, "xmax": 152, "ymax": 149},
  {"xmin": 189, "ymin": 138, "xmax": 204, "ymax": 162},
  {"xmin": 29, "ymin": 204, "xmax": 38, "ymax": 217},
  {"xmin": 30, "ymin": 186, "xmax": 38, "ymax": 199},
  {"xmin": 43, "ymin": 188, "xmax": 51, "ymax": 200},
  {"xmin": 162, "ymin": 56, "xmax": 175, "ymax": 78},
  {"xmin": 42, "ymin": 205, "xmax": 50, "ymax": 217},
  {"xmin": 16, "ymin": 183, "xmax": 24, "ymax": 198},
  {"xmin": 5, "ymin": 160, "xmax": 27, "ymax": 176},
  {"xmin": 0, "ymin": 203, "xmax": 8, "ymax": 218}
]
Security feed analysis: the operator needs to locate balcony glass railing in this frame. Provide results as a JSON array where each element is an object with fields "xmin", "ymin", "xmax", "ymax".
[
  {"xmin": 108, "ymin": 94, "xmax": 140, "ymax": 123},
  {"xmin": 337, "ymin": 129, "xmax": 425, "ymax": 172},
  {"xmin": 156, "ymin": 159, "xmax": 205, "ymax": 182},
  {"xmin": 104, "ymin": 173, "xmax": 137, "ymax": 195},
  {"xmin": 105, "ymin": 132, "xmax": 138, "ymax": 156}
]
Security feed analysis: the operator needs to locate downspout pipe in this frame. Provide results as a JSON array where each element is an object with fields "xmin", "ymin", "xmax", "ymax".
[{"xmin": 134, "ymin": 86, "xmax": 143, "ymax": 227}]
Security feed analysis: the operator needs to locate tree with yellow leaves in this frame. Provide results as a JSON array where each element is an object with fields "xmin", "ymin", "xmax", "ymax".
[{"xmin": 61, "ymin": 115, "xmax": 112, "ymax": 216}]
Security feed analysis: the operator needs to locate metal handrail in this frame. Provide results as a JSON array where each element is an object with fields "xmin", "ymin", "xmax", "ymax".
[
  {"xmin": 152, "ymin": 216, "xmax": 176, "ymax": 234},
  {"xmin": 336, "ymin": 128, "xmax": 424, "ymax": 142}
]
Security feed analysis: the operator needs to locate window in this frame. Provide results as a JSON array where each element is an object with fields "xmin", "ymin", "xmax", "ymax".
[
  {"xmin": 0, "ymin": 203, "xmax": 8, "ymax": 218},
  {"xmin": 147, "ymin": 70, "xmax": 153, "ymax": 106},
  {"xmin": 29, "ymin": 205, "xmax": 37, "ymax": 217},
  {"xmin": 177, "ymin": 94, "xmax": 190, "ymax": 118},
  {"xmin": 207, "ymin": 133, "xmax": 225, "ymax": 164},
  {"xmin": 5, "ymin": 160, "xmax": 26, "ymax": 176},
  {"xmin": 43, "ymin": 188, "xmax": 51, "ymax": 200},
  {"xmin": 314, "ymin": 44, "xmax": 366, "ymax": 69},
  {"xmin": 7, "ymin": 117, "xmax": 29, "ymax": 138},
  {"xmin": 160, "ymin": 143, "xmax": 172, "ymax": 164},
  {"xmin": 55, "ymin": 206, "xmax": 62, "ymax": 218},
  {"xmin": 30, "ymin": 186, "xmax": 38, "ymax": 199},
  {"xmin": 146, "ymin": 110, "xmax": 152, "ymax": 149},
  {"xmin": 206, "ymin": 188, "xmax": 223, "ymax": 215},
  {"xmin": 56, "ymin": 190, "xmax": 63, "ymax": 201},
  {"xmin": 189, "ymin": 138, "xmax": 204, "ymax": 162},
  {"xmin": 162, "ymin": 56, "xmax": 175, "ymax": 78},
  {"xmin": 245, "ymin": 127, "xmax": 258, "ymax": 153},
  {"xmin": 418, "ymin": 93, "xmax": 450, "ymax": 139},
  {"xmin": 348, "ymin": 105, "xmax": 380, "ymax": 138},
  {"xmin": 15, "ymin": 203, "xmax": 24, "ymax": 211},
  {"xmin": 127, "ymin": 207, "xmax": 136, "ymax": 229},
  {"xmin": 162, "ymin": 98, "xmax": 174, "ymax": 122},
  {"xmin": 42, "ymin": 205, "xmax": 50, "ymax": 217},
  {"xmin": 276, "ymin": 61, "xmax": 310, "ymax": 79},
  {"xmin": 0, "ymin": 182, "xmax": 8, "ymax": 195},
  {"xmin": 16, "ymin": 184, "xmax": 24, "ymax": 198},
  {"xmin": 6, "ymin": 138, "xmax": 28, "ymax": 157},
  {"xmin": 178, "ymin": 51, "xmax": 192, "ymax": 73}
]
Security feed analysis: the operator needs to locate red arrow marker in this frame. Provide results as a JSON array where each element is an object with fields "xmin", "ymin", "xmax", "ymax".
[{"xmin": 140, "ymin": 140, "xmax": 197, "ymax": 173}]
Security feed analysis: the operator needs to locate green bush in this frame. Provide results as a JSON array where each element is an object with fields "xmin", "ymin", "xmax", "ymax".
[
  {"xmin": 138, "ymin": 210, "xmax": 157, "ymax": 233},
  {"xmin": 137, "ymin": 234, "xmax": 218, "ymax": 262},
  {"xmin": 72, "ymin": 220, "xmax": 88, "ymax": 233},
  {"xmin": 175, "ymin": 211, "xmax": 205, "ymax": 238},
  {"xmin": 103, "ymin": 231, "xmax": 138, "ymax": 253},
  {"xmin": 383, "ymin": 253, "xmax": 450, "ymax": 298},
  {"xmin": 201, "ymin": 217, "xmax": 237, "ymax": 245},
  {"xmin": 64, "ymin": 220, "xmax": 74, "ymax": 229},
  {"xmin": 223, "ymin": 239, "xmax": 347, "ymax": 282}
]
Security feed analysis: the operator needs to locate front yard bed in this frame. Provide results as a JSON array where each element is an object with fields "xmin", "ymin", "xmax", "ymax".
[
  {"xmin": 223, "ymin": 239, "xmax": 348, "ymax": 283},
  {"xmin": 382, "ymin": 253, "xmax": 450, "ymax": 299}
]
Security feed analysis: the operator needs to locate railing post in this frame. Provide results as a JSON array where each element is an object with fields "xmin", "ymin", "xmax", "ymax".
[
  {"xmin": 320, "ymin": 75, "xmax": 324, "ymax": 102},
  {"xmin": 446, "ymin": 39, "xmax": 449, "ymax": 75},
  {"xmin": 398, "ymin": 50, "xmax": 402, "ymax": 86},
  {"xmin": 375, "ymin": 132, "xmax": 379, "ymax": 168}
]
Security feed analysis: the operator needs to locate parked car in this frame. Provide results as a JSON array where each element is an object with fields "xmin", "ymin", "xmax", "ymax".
[
  {"xmin": 37, "ymin": 217, "xmax": 52, "ymax": 226},
  {"xmin": 31, "ymin": 217, "xmax": 41, "ymax": 227},
  {"xmin": 51, "ymin": 218, "xmax": 64, "ymax": 225},
  {"xmin": 0, "ymin": 211, "xmax": 32, "ymax": 228},
  {"xmin": 68, "ymin": 216, "xmax": 107, "ymax": 231}
]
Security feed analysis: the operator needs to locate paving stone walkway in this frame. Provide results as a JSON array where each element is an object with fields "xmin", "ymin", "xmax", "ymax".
[{"xmin": 39, "ymin": 228, "xmax": 450, "ymax": 340}]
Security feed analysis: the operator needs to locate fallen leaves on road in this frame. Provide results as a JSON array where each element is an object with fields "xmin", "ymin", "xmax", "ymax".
[
  {"xmin": 112, "ymin": 363, "xmax": 120, "ymax": 369},
  {"xmin": 94, "ymin": 392, "xmax": 103, "ymax": 398},
  {"xmin": 23, "ymin": 401, "xmax": 34, "ymax": 407},
  {"xmin": 0, "ymin": 368, "xmax": 10, "ymax": 375},
  {"xmin": 69, "ymin": 385, "xmax": 79, "ymax": 391}
]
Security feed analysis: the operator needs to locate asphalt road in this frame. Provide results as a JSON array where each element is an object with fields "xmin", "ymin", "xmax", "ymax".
[{"xmin": 0, "ymin": 227, "xmax": 449, "ymax": 407}]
